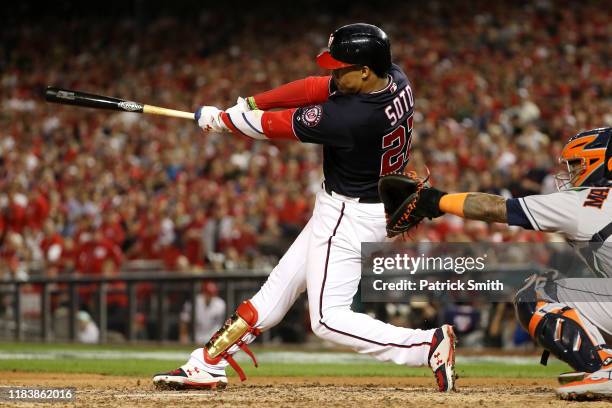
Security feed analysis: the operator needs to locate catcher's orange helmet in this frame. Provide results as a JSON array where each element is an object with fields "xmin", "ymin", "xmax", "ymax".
[{"xmin": 556, "ymin": 127, "xmax": 612, "ymax": 190}]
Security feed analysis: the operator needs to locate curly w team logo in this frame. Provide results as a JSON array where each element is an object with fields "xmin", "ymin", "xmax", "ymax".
[{"xmin": 301, "ymin": 105, "xmax": 322, "ymax": 127}]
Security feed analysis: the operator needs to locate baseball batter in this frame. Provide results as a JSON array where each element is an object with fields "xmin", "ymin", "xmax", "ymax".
[
  {"xmin": 153, "ymin": 23, "xmax": 456, "ymax": 392},
  {"xmin": 382, "ymin": 127, "xmax": 612, "ymax": 398}
]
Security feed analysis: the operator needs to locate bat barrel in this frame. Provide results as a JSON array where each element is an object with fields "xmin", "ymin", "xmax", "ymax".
[
  {"xmin": 44, "ymin": 86, "xmax": 194, "ymax": 119},
  {"xmin": 44, "ymin": 87, "xmax": 144, "ymax": 113}
]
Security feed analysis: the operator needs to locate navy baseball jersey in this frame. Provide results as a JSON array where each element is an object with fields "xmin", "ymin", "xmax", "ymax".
[{"xmin": 292, "ymin": 64, "xmax": 415, "ymax": 198}]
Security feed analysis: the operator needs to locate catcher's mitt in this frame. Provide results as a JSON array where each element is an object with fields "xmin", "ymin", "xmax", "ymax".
[{"xmin": 378, "ymin": 169, "xmax": 446, "ymax": 238}]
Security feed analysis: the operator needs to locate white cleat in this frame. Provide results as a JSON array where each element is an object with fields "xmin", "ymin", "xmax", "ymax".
[
  {"xmin": 428, "ymin": 324, "xmax": 457, "ymax": 392},
  {"xmin": 556, "ymin": 367, "xmax": 612, "ymax": 400},
  {"xmin": 153, "ymin": 363, "xmax": 228, "ymax": 390}
]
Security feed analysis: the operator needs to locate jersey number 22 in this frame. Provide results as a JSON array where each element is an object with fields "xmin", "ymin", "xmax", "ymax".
[{"xmin": 380, "ymin": 115, "xmax": 413, "ymax": 175}]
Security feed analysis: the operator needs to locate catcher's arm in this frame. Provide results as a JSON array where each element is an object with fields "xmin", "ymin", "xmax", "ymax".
[
  {"xmin": 378, "ymin": 171, "xmax": 511, "ymax": 237},
  {"xmin": 441, "ymin": 193, "xmax": 508, "ymax": 223}
]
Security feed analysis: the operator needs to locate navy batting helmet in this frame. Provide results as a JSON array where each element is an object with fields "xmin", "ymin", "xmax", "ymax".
[{"xmin": 316, "ymin": 23, "xmax": 391, "ymax": 77}]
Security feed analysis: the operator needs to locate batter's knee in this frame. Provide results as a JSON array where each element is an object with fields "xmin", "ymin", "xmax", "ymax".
[{"xmin": 310, "ymin": 318, "xmax": 329, "ymax": 339}]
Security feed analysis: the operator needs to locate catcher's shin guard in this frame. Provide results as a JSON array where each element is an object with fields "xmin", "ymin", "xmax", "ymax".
[
  {"xmin": 523, "ymin": 301, "xmax": 609, "ymax": 373},
  {"xmin": 204, "ymin": 300, "xmax": 261, "ymax": 381}
]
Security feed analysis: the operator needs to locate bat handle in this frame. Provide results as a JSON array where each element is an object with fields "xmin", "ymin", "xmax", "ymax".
[{"xmin": 143, "ymin": 105, "xmax": 195, "ymax": 120}]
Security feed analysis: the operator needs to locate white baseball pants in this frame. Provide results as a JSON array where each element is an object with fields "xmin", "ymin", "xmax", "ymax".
[{"xmin": 250, "ymin": 189, "xmax": 435, "ymax": 366}]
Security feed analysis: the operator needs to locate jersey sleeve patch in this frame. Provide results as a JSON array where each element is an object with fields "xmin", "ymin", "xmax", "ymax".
[
  {"xmin": 506, "ymin": 198, "xmax": 534, "ymax": 230},
  {"xmin": 292, "ymin": 101, "xmax": 353, "ymax": 147},
  {"xmin": 299, "ymin": 105, "xmax": 322, "ymax": 127}
]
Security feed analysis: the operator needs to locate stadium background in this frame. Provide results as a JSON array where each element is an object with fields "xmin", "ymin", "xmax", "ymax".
[{"xmin": 0, "ymin": 0, "xmax": 610, "ymax": 406}]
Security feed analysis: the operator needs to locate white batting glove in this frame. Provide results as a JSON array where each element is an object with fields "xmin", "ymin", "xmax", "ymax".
[
  {"xmin": 195, "ymin": 106, "xmax": 227, "ymax": 132},
  {"xmin": 225, "ymin": 96, "xmax": 252, "ymax": 116}
]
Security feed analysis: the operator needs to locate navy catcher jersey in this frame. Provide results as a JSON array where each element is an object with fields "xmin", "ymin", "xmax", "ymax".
[{"xmin": 292, "ymin": 64, "xmax": 414, "ymax": 198}]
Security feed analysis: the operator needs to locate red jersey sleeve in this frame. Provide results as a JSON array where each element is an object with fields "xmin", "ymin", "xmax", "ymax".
[
  {"xmin": 260, "ymin": 110, "xmax": 299, "ymax": 140},
  {"xmin": 251, "ymin": 76, "xmax": 333, "ymax": 110}
]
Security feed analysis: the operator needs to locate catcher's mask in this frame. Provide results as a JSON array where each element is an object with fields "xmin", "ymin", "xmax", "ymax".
[{"xmin": 555, "ymin": 127, "xmax": 612, "ymax": 191}]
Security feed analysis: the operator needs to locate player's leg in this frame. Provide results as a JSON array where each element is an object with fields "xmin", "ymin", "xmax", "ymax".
[
  {"xmin": 556, "ymin": 278, "xmax": 612, "ymax": 346},
  {"xmin": 305, "ymin": 192, "xmax": 456, "ymax": 391},
  {"xmin": 554, "ymin": 278, "xmax": 612, "ymax": 398},
  {"xmin": 247, "ymin": 216, "xmax": 313, "ymax": 329},
  {"xmin": 153, "ymin": 218, "xmax": 312, "ymax": 389},
  {"xmin": 514, "ymin": 275, "xmax": 612, "ymax": 398}
]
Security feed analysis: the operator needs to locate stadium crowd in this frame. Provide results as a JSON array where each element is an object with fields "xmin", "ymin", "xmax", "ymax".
[{"xmin": 0, "ymin": 0, "xmax": 609, "ymax": 344}]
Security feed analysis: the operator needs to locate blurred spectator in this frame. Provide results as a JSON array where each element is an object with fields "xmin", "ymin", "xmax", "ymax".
[
  {"xmin": 179, "ymin": 281, "xmax": 226, "ymax": 344},
  {"xmin": 77, "ymin": 310, "xmax": 100, "ymax": 344},
  {"xmin": 52, "ymin": 307, "xmax": 99, "ymax": 343},
  {"xmin": 443, "ymin": 303, "xmax": 482, "ymax": 347},
  {"xmin": 4, "ymin": 0, "xmax": 608, "ymax": 277},
  {"xmin": 0, "ymin": 0, "xmax": 609, "ymax": 347}
]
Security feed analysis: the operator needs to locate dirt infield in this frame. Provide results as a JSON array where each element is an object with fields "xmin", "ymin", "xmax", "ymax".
[{"xmin": 1, "ymin": 372, "xmax": 610, "ymax": 407}]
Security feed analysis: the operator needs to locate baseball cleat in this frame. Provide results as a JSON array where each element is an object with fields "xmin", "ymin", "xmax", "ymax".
[
  {"xmin": 153, "ymin": 364, "xmax": 228, "ymax": 390},
  {"xmin": 556, "ymin": 367, "xmax": 612, "ymax": 400},
  {"xmin": 558, "ymin": 371, "xmax": 586, "ymax": 385},
  {"xmin": 428, "ymin": 324, "xmax": 457, "ymax": 392}
]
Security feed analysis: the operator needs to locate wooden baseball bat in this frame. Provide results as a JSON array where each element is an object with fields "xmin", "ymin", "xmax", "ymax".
[{"xmin": 44, "ymin": 86, "xmax": 194, "ymax": 120}]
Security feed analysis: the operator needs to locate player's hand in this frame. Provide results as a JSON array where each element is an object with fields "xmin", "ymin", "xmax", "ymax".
[
  {"xmin": 195, "ymin": 106, "xmax": 226, "ymax": 132},
  {"xmin": 225, "ymin": 97, "xmax": 252, "ymax": 116}
]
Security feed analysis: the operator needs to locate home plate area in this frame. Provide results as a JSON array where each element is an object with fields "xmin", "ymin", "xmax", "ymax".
[{"xmin": 3, "ymin": 372, "xmax": 612, "ymax": 408}]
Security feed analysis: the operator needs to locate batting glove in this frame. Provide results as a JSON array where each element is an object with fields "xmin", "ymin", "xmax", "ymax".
[{"xmin": 195, "ymin": 106, "xmax": 227, "ymax": 132}]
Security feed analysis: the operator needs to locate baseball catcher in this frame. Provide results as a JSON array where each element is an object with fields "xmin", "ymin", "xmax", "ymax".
[{"xmin": 378, "ymin": 127, "xmax": 612, "ymax": 399}]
